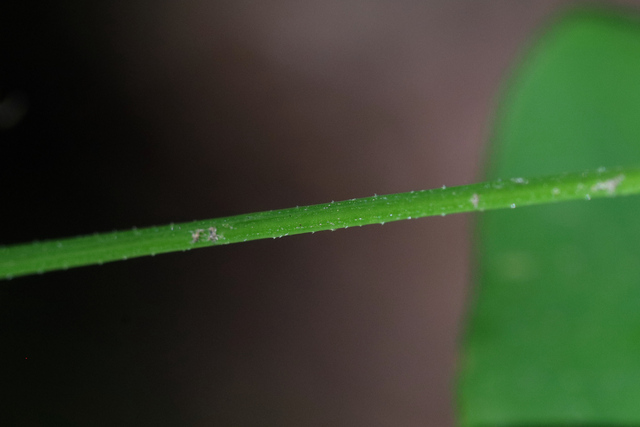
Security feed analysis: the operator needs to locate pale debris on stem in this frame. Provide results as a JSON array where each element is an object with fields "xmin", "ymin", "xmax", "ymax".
[
  {"xmin": 191, "ymin": 227, "xmax": 218, "ymax": 243},
  {"xmin": 470, "ymin": 193, "xmax": 480, "ymax": 209},
  {"xmin": 208, "ymin": 227, "xmax": 218, "ymax": 242},
  {"xmin": 191, "ymin": 229, "xmax": 204, "ymax": 244},
  {"xmin": 591, "ymin": 174, "xmax": 625, "ymax": 194}
]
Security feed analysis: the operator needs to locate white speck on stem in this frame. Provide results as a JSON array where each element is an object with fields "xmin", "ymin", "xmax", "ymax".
[
  {"xmin": 552, "ymin": 188, "xmax": 560, "ymax": 195},
  {"xmin": 510, "ymin": 177, "xmax": 528, "ymax": 184},
  {"xmin": 470, "ymin": 193, "xmax": 480, "ymax": 209},
  {"xmin": 591, "ymin": 174, "xmax": 625, "ymax": 194},
  {"xmin": 191, "ymin": 229, "xmax": 205, "ymax": 244},
  {"xmin": 208, "ymin": 227, "xmax": 218, "ymax": 242},
  {"xmin": 510, "ymin": 204, "xmax": 516, "ymax": 209}
]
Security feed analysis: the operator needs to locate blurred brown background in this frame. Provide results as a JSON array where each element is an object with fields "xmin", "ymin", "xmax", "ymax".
[{"xmin": 1, "ymin": 1, "xmax": 633, "ymax": 426}]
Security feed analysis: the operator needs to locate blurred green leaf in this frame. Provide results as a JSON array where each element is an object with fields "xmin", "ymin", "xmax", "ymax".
[{"xmin": 458, "ymin": 8, "xmax": 640, "ymax": 426}]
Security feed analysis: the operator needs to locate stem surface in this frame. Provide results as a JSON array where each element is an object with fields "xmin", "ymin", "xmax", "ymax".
[{"xmin": 2, "ymin": 166, "xmax": 639, "ymax": 279}]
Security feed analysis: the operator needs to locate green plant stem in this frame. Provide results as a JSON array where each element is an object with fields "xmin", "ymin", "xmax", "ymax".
[{"xmin": 2, "ymin": 166, "xmax": 640, "ymax": 280}]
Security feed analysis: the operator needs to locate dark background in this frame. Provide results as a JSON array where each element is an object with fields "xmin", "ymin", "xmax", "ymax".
[{"xmin": 0, "ymin": 1, "xmax": 625, "ymax": 426}]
